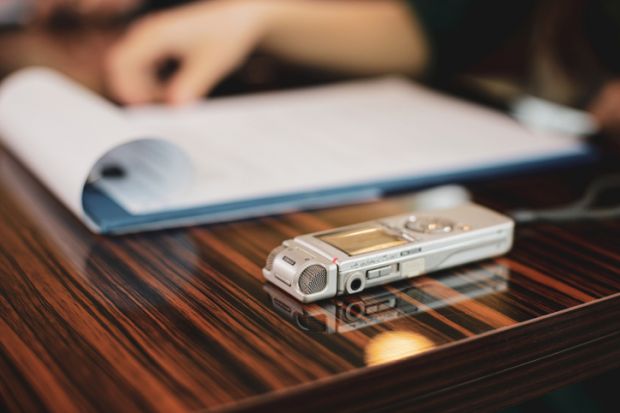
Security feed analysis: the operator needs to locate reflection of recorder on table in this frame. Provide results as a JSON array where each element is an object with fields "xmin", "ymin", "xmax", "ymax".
[
  {"xmin": 263, "ymin": 203, "xmax": 514, "ymax": 303},
  {"xmin": 264, "ymin": 262, "xmax": 509, "ymax": 334}
]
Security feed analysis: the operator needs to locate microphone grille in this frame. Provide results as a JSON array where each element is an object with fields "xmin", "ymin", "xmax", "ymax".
[{"xmin": 299, "ymin": 265, "xmax": 327, "ymax": 295}]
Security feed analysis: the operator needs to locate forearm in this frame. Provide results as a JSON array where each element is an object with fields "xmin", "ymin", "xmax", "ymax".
[
  {"xmin": 260, "ymin": 0, "xmax": 429, "ymax": 76},
  {"xmin": 105, "ymin": 0, "xmax": 430, "ymax": 104}
]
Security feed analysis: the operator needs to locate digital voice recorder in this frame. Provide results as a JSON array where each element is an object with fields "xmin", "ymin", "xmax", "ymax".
[{"xmin": 262, "ymin": 203, "xmax": 513, "ymax": 303}]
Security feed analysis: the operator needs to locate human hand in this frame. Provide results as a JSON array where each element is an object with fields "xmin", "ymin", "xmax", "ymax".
[
  {"xmin": 105, "ymin": 0, "xmax": 427, "ymax": 106},
  {"xmin": 589, "ymin": 80, "xmax": 620, "ymax": 137},
  {"xmin": 106, "ymin": 0, "xmax": 273, "ymax": 105}
]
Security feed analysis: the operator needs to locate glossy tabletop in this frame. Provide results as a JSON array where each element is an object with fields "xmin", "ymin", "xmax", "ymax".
[
  {"xmin": 1, "ymin": 28, "xmax": 620, "ymax": 413},
  {"xmin": 2, "ymin": 139, "xmax": 620, "ymax": 412}
]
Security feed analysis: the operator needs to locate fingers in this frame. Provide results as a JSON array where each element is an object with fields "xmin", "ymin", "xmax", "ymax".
[
  {"xmin": 106, "ymin": 19, "xmax": 172, "ymax": 104},
  {"xmin": 165, "ymin": 56, "xmax": 213, "ymax": 105},
  {"xmin": 108, "ymin": 24, "xmax": 243, "ymax": 106},
  {"xmin": 106, "ymin": 48, "xmax": 162, "ymax": 105},
  {"xmin": 105, "ymin": 0, "xmax": 267, "ymax": 106},
  {"xmin": 165, "ymin": 48, "xmax": 237, "ymax": 105},
  {"xmin": 589, "ymin": 81, "xmax": 620, "ymax": 134}
]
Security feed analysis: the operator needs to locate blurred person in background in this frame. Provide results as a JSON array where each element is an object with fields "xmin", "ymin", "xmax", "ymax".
[
  {"xmin": 98, "ymin": 0, "xmax": 620, "ymax": 138},
  {"xmin": 105, "ymin": 0, "xmax": 429, "ymax": 105},
  {"xmin": 3, "ymin": 0, "xmax": 620, "ymax": 138}
]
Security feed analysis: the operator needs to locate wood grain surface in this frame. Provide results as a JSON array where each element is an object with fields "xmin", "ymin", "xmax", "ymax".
[
  {"xmin": 1, "ymin": 137, "xmax": 620, "ymax": 413},
  {"xmin": 2, "ymin": 25, "xmax": 620, "ymax": 413}
]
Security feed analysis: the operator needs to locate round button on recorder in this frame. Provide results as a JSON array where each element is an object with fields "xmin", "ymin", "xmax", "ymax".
[{"xmin": 406, "ymin": 216, "xmax": 455, "ymax": 234}]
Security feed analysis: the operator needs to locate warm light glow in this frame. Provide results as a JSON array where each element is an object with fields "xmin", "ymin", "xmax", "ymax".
[{"xmin": 365, "ymin": 331, "xmax": 435, "ymax": 366}]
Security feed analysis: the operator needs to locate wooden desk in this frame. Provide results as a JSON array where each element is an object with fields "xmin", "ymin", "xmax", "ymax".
[
  {"xmin": 1, "ymin": 29, "xmax": 619, "ymax": 413},
  {"xmin": 1, "ymin": 139, "xmax": 619, "ymax": 413}
]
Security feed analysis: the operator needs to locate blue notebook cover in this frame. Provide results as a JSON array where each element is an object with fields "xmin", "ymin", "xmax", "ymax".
[
  {"xmin": 0, "ymin": 69, "xmax": 596, "ymax": 235},
  {"xmin": 83, "ymin": 145, "xmax": 594, "ymax": 234}
]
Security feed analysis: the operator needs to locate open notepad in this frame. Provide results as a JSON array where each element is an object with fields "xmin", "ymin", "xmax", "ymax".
[{"xmin": 0, "ymin": 68, "xmax": 591, "ymax": 234}]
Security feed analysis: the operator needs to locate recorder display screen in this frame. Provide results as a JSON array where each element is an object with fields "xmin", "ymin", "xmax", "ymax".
[{"xmin": 317, "ymin": 226, "xmax": 407, "ymax": 256}]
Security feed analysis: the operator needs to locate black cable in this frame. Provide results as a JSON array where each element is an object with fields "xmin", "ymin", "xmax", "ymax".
[{"xmin": 509, "ymin": 174, "xmax": 620, "ymax": 223}]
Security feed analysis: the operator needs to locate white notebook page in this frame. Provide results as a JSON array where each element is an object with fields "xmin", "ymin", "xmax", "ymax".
[
  {"xmin": 0, "ymin": 69, "xmax": 586, "ymax": 220},
  {"xmin": 121, "ymin": 77, "xmax": 582, "ymax": 213}
]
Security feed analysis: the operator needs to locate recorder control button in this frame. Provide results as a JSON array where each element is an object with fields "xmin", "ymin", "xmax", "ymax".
[
  {"xmin": 367, "ymin": 269, "xmax": 381, "ymax": 279},
  {"xmin": 379, "ymin": 266, "xmax": 392, "ymax": 276},
  {"xmin": 367, "ymin": 265, "xmax": 392, "ymax": 279},
  {"xmin": 406, "ymin": 217, "xmax": 454, "ymax": 234}
]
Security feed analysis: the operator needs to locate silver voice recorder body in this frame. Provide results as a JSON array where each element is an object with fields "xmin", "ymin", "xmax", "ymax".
[{"xmin": 263, "ymin": 203, "xmax": 514, "ymax": 303}]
